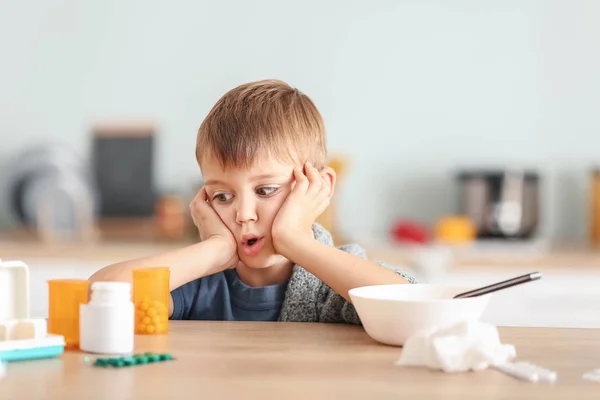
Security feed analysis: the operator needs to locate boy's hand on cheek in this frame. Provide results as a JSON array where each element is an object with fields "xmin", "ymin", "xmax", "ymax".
[
  {"xmin": 190, "ymin": 187, "xmax": 239, "ymax": 270},
  {"xmin": 272, "ymin": 162, "xmax": 330, "ymax": 256}
]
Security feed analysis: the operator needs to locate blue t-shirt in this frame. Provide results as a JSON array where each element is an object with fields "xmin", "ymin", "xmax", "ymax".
[{"xmin": 170, "ymin": 269, "xmax": 289, "ymax": 321}]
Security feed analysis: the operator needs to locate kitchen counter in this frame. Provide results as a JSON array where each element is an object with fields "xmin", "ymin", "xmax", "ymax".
[
  {"xmin": 2, "ymin": 233, "xmax": 600, "ymax": 268},
  {"xmin": 1, "ymin": 321, "xmax": 599, "ymax": 399},
  {"xmin": 0, "ymin": 238, "xmax": 190, "ymax": 262}
]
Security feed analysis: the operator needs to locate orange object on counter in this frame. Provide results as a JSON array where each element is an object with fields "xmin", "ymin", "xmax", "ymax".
[
  {"xmin": 132, "ymin": 267, "xmax": 170, "ymax": 335},
  {"xmin": 47, "ymin": 279, "xmax": 89, "ymax": 349},
  {"xmin": 155, "ymin": 194, "xmax": 188, "ymax": 240},
  {"xmin": 434, "ymin": 215, "xmax": 477, "ymax": 244}
]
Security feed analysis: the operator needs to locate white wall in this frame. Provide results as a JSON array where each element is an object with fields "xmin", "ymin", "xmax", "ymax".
[{"xmin": 1, "ymin": 0, "xmax": 599, "ymax": 240}]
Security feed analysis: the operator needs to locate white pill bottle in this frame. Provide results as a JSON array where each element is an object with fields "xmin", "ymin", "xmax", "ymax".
[{"xmin": 80, "ymin": 281, "xmax": 134, "ymax": 354}]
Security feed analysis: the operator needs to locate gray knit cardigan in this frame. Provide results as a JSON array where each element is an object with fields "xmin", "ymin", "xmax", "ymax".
[{"xmin": 278, "ymin": 223, "xmax": 417, "ymax": 324}]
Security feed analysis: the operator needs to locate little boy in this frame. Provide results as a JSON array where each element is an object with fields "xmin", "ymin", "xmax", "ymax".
[{"xmin": 90, "ymin": 79, "xmax": 416, "ymax": 325}]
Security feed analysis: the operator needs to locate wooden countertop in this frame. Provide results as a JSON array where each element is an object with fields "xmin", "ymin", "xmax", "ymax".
[
  {"xmin": 2, "ymin": 236, "xmax": 600, "ymax": 269},
  {"xmin": 1, "ymin": 322, "xmax": 599, "ymax": 399},
  {"xmin": 0, "ymin": 238, "xmax": 190, "ymax": 261}
]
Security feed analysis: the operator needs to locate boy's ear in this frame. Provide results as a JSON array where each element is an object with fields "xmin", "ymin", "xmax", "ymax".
[{"xmin": 319, "ymin": 166, "xmax": 337, "ymax": 199}]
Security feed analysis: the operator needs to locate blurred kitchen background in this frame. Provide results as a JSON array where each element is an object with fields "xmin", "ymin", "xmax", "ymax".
[{"xmin": 1, "ymin": 0, "xmax": 599, "ymax": 328}]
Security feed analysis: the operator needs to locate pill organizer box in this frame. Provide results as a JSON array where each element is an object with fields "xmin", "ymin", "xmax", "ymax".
[{"xmin": 0, "ymin": 259, "xmax": 65, "ymax": 362}]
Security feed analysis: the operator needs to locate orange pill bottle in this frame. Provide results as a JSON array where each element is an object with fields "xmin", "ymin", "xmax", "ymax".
[
  {"xmin": 47, "ymin": 279, "xmax": 89, "ymax": 349},
  {"xmin": 132, "ymin": 267, "xmax": 170, "ymax": 334}
]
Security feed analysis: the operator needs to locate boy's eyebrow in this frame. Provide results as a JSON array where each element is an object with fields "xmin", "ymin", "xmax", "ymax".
[
  {"xmin": 204, "ymin": 179, "xmax": 225, "ymax": 186},
  {"xmin": 204, "ymin": 174, "xmax": 286, "ymax": 186},
  {"xmin": 251, "ymin": 173, "xmax": 285, "ymax": 181}
]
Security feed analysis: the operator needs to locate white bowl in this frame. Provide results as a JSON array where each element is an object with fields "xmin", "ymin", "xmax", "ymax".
[{"xmin": 348, "ymin": 284, "xmax": 491, "ymax": 346}]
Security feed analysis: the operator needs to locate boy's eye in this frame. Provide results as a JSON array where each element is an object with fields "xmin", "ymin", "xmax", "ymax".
[
  {"xmin": 256, "ymin": 187, "xmax": 278, "ymax": 196},
  {"xmin": 213, "ymin": 193, "xmax": 233, "ymax": 202}
]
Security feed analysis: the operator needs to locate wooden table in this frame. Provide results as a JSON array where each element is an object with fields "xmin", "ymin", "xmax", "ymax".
[{"xmin": 1, "ymin": 322, "xmax": 599, "ymax": 399}]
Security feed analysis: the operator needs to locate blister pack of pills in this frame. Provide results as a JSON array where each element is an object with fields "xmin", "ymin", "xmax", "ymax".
[{"xmin": 85, "ymin": 352, "xmax": 174, "ymax": 368}]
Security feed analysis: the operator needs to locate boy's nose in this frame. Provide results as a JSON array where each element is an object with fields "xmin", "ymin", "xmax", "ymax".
[{"xmin": 235, "ymin": 197, "xmax": 258, "ymax": 224}]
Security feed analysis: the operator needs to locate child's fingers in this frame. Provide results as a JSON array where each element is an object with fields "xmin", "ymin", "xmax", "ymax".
[
  {"xmin": 292, "ymin": 166, "xmax": 309, "ymax": 194},
  {"xmin": 305, "ymin": 162, "xmax": 323, "ymax": 196},
  {"xmin": 190, "ymin": 187, "xmax": 213, "ymax": 221},
  {"xmin": 315, "ymin": 181, "xmax": 330, "ymax": 203},
  {"xmin": 191, "ymin": 186, "xmax": 208, "ymax": 205},
  {"xmin": 200, "ymin": 186, "xmax": 208, "ymax": 202},
  {"xmin": 314, "ymin": 177, "xmax": 330, "ymax": 205},
  {"xmin": 315, "ymin": 196, "xmax": 331, "ymax": 216},
  {"xmin": 190, "ymin": 191, "xmax": 200, "ymax": 212}
]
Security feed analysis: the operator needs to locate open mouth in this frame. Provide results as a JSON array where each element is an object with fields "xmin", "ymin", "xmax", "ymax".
[{"xmin": 241, "ymin": 235, "xmax": 264, "ymax": 256}]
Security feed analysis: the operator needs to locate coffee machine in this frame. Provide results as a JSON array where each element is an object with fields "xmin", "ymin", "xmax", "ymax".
[{"xmin": 456, "ymin": 169, "xmax": 540, "ymax": 239}]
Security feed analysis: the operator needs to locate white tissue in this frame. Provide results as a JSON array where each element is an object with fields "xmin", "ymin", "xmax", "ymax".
[
  {"xmin": 395, "ymin": 320, "xmax": 516, "ymax": 372},
  {"xmin": 583, "ymin": 369, "xmax": 600, "ymax": 382}
]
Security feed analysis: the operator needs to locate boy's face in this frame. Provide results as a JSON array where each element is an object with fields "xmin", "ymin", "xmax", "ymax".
[{"xmin": 200, "ymin": 154, "xmax": 298, "ymax": 269}]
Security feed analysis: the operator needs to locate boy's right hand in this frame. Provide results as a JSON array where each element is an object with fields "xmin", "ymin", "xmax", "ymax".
[{"xmin": 189, "ymin": 187, "xmax": 239, "ymax": 270}]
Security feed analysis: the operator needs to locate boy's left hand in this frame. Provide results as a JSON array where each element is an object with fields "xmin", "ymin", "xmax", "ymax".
[{"xmin": 272, "ymin": 162, "xmax": 331, "ymax": 255}]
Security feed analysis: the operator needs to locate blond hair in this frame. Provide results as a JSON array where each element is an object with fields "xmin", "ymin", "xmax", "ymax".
[{"xmin": 196, "ymin": 79, "xmax": 327, "ymax": 170}]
